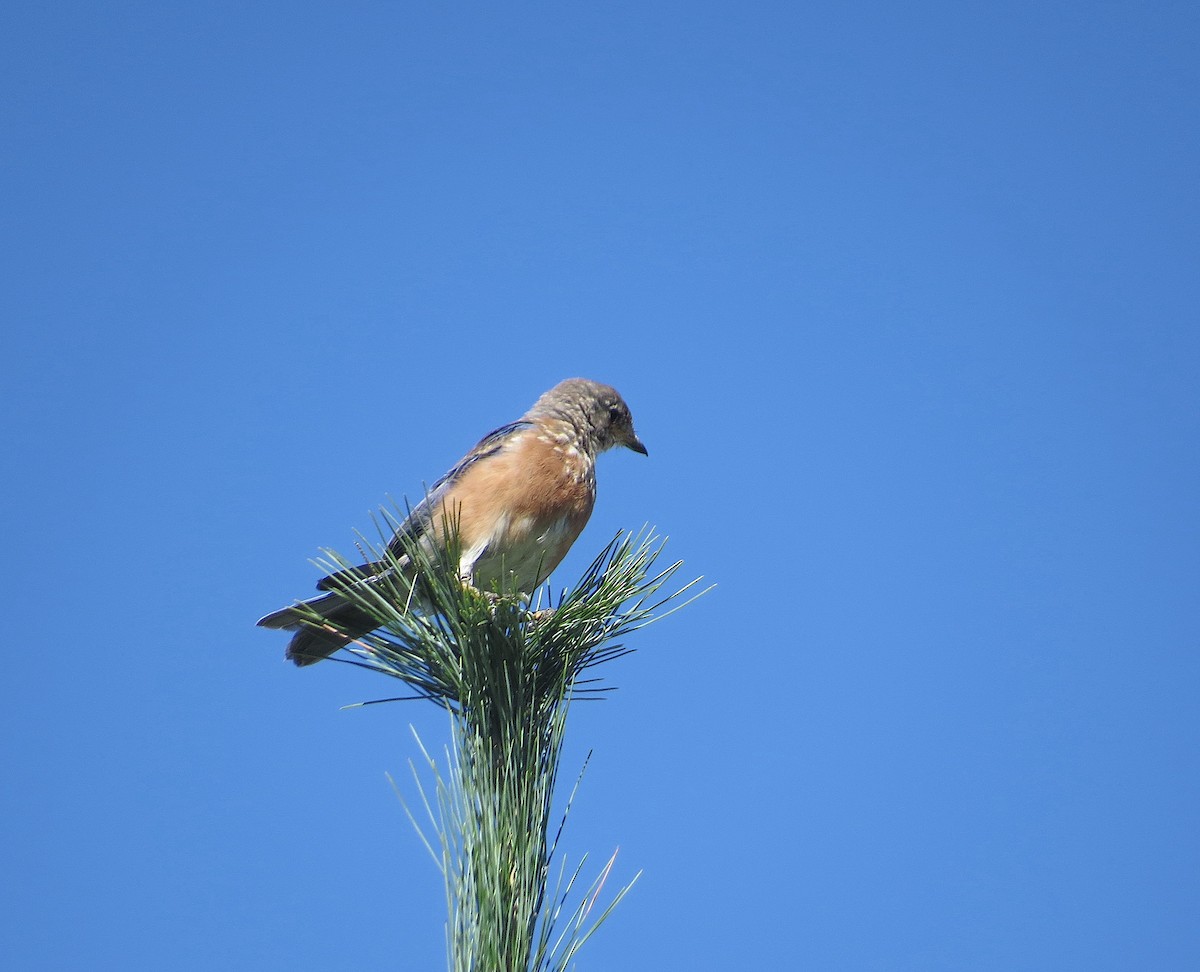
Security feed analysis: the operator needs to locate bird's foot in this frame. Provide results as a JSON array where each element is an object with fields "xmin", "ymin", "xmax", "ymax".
[{"xmin": 458, "ymin": 579, "xmax": 499, "ymax": 603}]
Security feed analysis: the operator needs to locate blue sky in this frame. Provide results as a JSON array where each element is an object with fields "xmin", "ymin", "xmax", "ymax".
[{"xmin": 4, "ymin": 2, "xmax": 1198, "ymax": 968}]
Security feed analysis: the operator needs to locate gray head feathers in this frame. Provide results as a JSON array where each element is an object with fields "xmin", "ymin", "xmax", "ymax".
[{"xmin": 525, "ymin": 378, "xmax": 648, "ymax": 457}]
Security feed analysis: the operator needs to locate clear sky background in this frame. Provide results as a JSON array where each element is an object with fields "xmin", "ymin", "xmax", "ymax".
[{"xmin": 4, "ymin": 2, "xmax": 1198, "ymax": 969}]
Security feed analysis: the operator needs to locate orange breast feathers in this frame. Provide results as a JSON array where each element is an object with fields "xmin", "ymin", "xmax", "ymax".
[{"xmin": 440, "ymin": 430, "xmax": 597, "ymax": 590}]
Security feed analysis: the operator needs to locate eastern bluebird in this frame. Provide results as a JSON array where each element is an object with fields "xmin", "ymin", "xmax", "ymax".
[{"xmin": 258, "ymin": 378, "xmax": 647, "ymax": 666}]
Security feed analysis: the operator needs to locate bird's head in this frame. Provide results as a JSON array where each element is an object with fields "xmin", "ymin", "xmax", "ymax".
[{"xmin": 530, "ymin": 378, "xmax": 648, "ymax": 458}]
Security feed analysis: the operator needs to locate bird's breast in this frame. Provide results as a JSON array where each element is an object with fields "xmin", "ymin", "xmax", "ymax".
[{"xmin": 453, "ymin": 432, "xmax": 596, "ymax": 591}]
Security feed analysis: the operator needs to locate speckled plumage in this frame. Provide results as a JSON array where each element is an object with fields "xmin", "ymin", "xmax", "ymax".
[{"xmin": 258, "ymin": 378, "xmax": 647, "ymax": 665}]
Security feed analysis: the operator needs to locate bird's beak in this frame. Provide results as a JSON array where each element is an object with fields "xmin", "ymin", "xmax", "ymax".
[{"xmin": 626, "ymin": 432, "xmax": 648, "ymax": 456}]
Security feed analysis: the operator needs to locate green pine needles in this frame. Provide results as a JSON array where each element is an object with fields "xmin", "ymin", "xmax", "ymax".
[{"xmin": 302, "ymin": 511, "xmax": 704, "ymax": 971}]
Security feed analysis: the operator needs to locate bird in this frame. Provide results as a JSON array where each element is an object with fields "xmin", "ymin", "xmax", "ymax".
[{"xmin": 257, "ymin": 378, "xmax": 648, "ymax": 666}]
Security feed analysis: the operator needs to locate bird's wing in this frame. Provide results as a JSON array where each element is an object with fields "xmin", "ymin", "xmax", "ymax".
[{"xmin": 315, "ymin": 420, "xmax": 534, "ymax": 591}]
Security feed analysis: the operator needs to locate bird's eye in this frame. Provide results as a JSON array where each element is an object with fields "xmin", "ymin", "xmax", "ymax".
[{"xmin": 607, "ymin": 402, "xmax": 624, "ymax": 421}]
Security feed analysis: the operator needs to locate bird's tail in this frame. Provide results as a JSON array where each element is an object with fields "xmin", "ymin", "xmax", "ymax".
[{"xmin": 256, "ymin": 591, "xmax": 379, "ymax": 666}]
